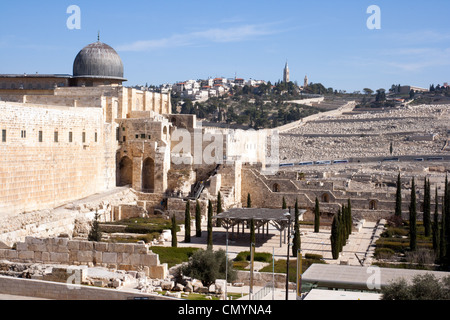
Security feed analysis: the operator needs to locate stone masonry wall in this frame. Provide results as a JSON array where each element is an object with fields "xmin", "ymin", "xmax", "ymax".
[
  {"xmin": 0, "ymin": 237, "xmax": 167, "ymax": 279},
  {"xmin": 0, "ymin": 102, "xmax": 115, "ymax": 216}
]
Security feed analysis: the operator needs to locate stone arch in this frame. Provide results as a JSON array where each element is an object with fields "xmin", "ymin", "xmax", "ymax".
[
  {"xmin": 118, "ymin": 156, "xmax": 133, "ymax": 186},
  {"xmin": 142, "ymin": 157, "xmax": 155, "ymax": 192},
  {"xmin": 322, "ymin": 193, "xmax": 330, "ymax": 203},
  {"xmin": 369, "ymin": 200, "xmax": 378, "ymax": 210},
  {"xmin": 272, "ymin": 183, "xmax": 280, "ymax": 193}
]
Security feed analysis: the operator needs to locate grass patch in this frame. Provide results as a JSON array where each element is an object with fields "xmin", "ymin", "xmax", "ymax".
[{"xmin": 151, "ymin": 247, "xmax": 201, "ymax": 268}]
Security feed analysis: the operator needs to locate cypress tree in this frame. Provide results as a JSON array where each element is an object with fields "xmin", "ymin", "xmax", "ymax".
[
  {"xmin": 171, "ymin": 214, "xmax": 178, "ymax": 248},
  {"xmin": 216, "ymin": 192, "xmax": 223, "ymax": 227},
  {"xmin": 445, "ymin": 175, "xmax": 450, "ymax": 265},
  {"xmin": 433, "ymin": 186, "xmax": 440, "ymax": 257},
  {"xmin": 330, "ymin": 209, "xmax": 341, "ymax": 260},
  {"xmin": 409, "ymin": 178, "xmax": 417, "ymax": 251},
  {"xmin": 395, "ymin": 173, "xmax": 402, "ymax": 217},
  {"xmin": 292, "ymin": 199, "xmax": 301, "ymax": 257},
  {"xmin": 88, "ymin": 210, "xmax": 102, "ymax": 242},
  {"xmin": 282, "ymin": 197, "xmax": 287, "ymax": 210},
  {"xmin": 247, "ymin": 193, "xmax": 252, "ymax": 208},
  {"xmin": 423, "ymin": 178, "xmax": 431, "ymax": 237},
  {"xmin": 314, "ymin": 197, "xmax": 320, "ymax": 233},
  {"xmin": 195, "ymin": 200, "xmax": 202, "ymax": 237},
  {"xmin": 207, "ymin": 200, "xmax": 213, "ymax": 250},
  {"xmin": 185, "ymin": 200, "xmax": 191, "ymax": 243}
]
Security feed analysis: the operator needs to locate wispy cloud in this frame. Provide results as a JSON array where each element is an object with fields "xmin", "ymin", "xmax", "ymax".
[{"xmin": 117, "ymin": 23, "xmax": 283, "ymax": 52}]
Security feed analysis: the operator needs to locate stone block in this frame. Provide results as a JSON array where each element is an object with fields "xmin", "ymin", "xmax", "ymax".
[
  {"xmin": 54, "ymin": 245, "xmax": 69, "ymax": 254},
  {"xmin": 18, "ymin": 250, "xmax": 34, "ymax": 261},
  {"xmin": 149, "ymin": 264, "xmax": 168, "ymax": 280},
  {"xmin": 129, "ymin": 253, "xmax": 141, "ymax": 266},
  {"xmin": 114, "ymin": 244, "xmax": 126, "ymax": 253},
  {"xmin": 77, "ymin": 251, "xmax": 94, "ymax": 263},
  {"xmin": 102, "ymin": 252, "xmax": 117, "ymax": 264},
  {"xmin": 79, "ymin": 241, "xmax": 94, "ymax": 251},
  {"xmin": 124, "ymin": 244, "xmax": 135, "ymax": 254},
  {"xmin": 93, "ymin": 242, "xmax": 108, "ymax": 252},
  {"xmin": 141, "ymin": 253, "xmax": 158, "ymax": 266},
  {"xmin": 94, "ymin": 251, "xmax": 103, "ymax": 265},
  {"xmin": 50, "ymin": 252, "xmax": 69, "ymax": 264},
  {"xmin": 68, "ymin": 240, "xmax": 80, "ymax": 251},
  {"xmin": 42, "ymin": 252, "xmax": 50, "ymax": 262},
  {"xmin": 134, "ymin": 244, "xmax": 148, "ymax": 254},
  {"xmin": 16, "ymin": 242, "xmax": 28, "ymax": 252}
]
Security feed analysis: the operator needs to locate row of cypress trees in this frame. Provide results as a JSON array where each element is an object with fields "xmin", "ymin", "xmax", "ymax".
[
  {"xmin": 172, "ymin": 191, "xmax": 224, "ymax": 248},
  {"xmin": 330, "ymin": 200, "xmax": 353, "ymax": 260},
  {"xmin": 397, "ymin": 174, "xmax": 450, "ymax": 269}
]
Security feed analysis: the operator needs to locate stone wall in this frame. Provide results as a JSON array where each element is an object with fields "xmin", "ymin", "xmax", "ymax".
[
  {"xmin": 0, "ymin": 237, "xmax": 167, "ymax": 279},
  {"xmin": 0, "ymin": 275, "xmax": 176, "ymax": 300},
  {"xmin": 0, "ymin": 102, "xmax": 115, "ymax": 216}
]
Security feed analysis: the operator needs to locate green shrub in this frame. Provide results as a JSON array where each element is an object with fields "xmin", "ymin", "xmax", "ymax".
[
  {"xmin": 304, "ymin": 253, "xmax": 323, "ymax": 260},
  {"xmin": 234, "ymin": 251, "xmax": 273, "ymax": 263},
  {"xmin": 375, "ymin": 248, "xmax": 395, "ymax": 259}
]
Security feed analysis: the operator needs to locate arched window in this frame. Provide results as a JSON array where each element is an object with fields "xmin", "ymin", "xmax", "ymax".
[
  {"xmin": 369, "ymin": 200, "xmax": 378, "ymax": 210},
  {"xmin": 142, "ymin": 157, "xmax": 155, "ymax": 192},
  {"xmin": 272, "ymin": 183, "xmax": 280, "ymax": 193},
  {"xmin": 117, "ymin": 156, "xmax": 133, "ymax": 187},
  {"xmin": 322, "ymin": 193, "xmax": 330, "ymax": 203}
]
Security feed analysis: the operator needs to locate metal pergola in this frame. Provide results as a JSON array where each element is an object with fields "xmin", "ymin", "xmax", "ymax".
[{"xmin": 213, "ymin": 208, "xmax": 306, "ymax": 247}]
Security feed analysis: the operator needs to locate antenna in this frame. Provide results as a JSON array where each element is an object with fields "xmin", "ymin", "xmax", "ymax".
[{"xmin": 97, "ymin": 31, "xmax": 100, "ymax": 42}]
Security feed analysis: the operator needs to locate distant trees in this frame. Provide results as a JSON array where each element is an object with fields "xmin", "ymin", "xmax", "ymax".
[
  {"xmin": 207, "ymin": 200, "xmax": 213, "ymax": 250},
  {"xmin": 330, "ymin": 200, "xmax": 353, "ymax": 260},
  {"xmin": 423, "ymin": 178, "xmax": 432, "ymax": 237},
  {"xmin": 330, "ymin": 209, "xmax": 341, "ymax": 260},
  {"xmin": 195, "ymin": 200, "xmax": 202, "ymax": 238},
  {"xmin": 247, "ymin": 193, "xmax": 252, "ymax": 208},
  {"xmin": 395, "ymin": 173, "xmax": 403, "ymax": 218},
  {"xmin": 88, "ymin": 210, "xmax": 102, "ymax": 242},
  {"xmin": 282, "ymin": 197, "xmax": 287, "ymax": 210},
  {"xmin": 171, "ymin": 214, "xmax": 178, "ymax": 248},
  {"xmin": 185, "ymin": 200, "xmax": 191, "ymax": 243},
  {"xmin": 409, "ymin": 178, "xmax": 417, "ymax": 251},
  {"xmin": 382, "ymin": 274, "xmax": 450, "ymax": 300}
]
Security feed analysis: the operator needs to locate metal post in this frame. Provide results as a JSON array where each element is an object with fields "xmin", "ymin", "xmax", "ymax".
[
  {"xmin": 250, "ymin": 242, "xmax": 255, "ymax": 300},
  {"xmin": 286, "ymin": 211, "xmax": 291, "ymax": 301},
  {"xmin": 272, "ymin": 247, "xmax": 275, "ymax": 301},
  {"xmin": 225, "ymin": 229, "xmax": 228, "ymax": 300},
  {"xmin": 297, "ymin": 250, "xmax": 302, "ymax": 300}
]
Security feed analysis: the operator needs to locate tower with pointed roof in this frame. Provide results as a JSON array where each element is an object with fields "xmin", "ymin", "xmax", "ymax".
[{"xmin": 283, "ymin": 61, "xmax": 290, "ymax": 83}]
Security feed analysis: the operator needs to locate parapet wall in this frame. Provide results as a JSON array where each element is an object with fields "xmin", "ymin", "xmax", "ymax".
[
  {"xmin": 0, "ymin": 275, "xmax": 176, "ymax": 300},
  {"xmin": 0, "ymin": 237, "xmax": 167, "ymax": 279}
]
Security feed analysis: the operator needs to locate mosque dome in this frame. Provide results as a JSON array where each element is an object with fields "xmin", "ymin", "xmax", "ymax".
[{"xmin": 73, "ymin": 41, "xmax": 125, "ymax": 80}]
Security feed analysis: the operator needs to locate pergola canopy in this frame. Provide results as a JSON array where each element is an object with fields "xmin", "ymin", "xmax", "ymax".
[{"xmin": 213, "ymin": 207, "xmax": 306, "ymax": 247}]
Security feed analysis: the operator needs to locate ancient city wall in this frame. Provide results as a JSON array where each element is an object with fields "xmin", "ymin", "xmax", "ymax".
[
  {"xmin": 0, "ymin": 102, "xmax": 115, "ymax": 216},
  {"xmin": 0, "ymin": 237, "xmax": 167, "ymax": 279}
]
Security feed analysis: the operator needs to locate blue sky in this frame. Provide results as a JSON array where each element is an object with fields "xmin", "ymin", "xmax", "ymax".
[{"xmin": 0, "ymin": 0, "xmax": 449, "ymax": 92}]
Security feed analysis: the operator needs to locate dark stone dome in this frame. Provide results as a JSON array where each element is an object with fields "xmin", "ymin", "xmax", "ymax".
[{"xmin": 73, "ymin": 41, "xmax": 125, "ymax": 80}]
